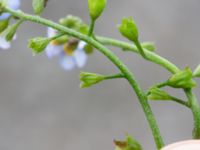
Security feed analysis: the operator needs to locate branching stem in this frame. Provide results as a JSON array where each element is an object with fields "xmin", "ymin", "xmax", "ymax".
[{"xmin": 4, "ymin": 8, "xmax": 164, "ymax": 149}]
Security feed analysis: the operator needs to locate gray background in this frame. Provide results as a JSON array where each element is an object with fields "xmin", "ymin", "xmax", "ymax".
[{"xmin": 0, "ymin": 0, "xmax": 200, "ymax": 150}]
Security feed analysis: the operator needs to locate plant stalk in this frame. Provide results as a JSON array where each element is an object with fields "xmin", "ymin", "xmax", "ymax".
[{"xmin": 4, "ymin": 8, "xmax": 164, "ymax": 149}]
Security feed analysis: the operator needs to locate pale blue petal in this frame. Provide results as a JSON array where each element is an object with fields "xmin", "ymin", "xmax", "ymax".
[
  {"xmin": 45, "ymin": 44, "xmax": 62, "ymax": 58},
  {"xmin": 59, "ymin": 55, "xmax": 76, "ymax": 70},
  {"xmin": 0, "ymin": 36, "xmax": 11, "ymax": 49},
  {"xmin": 0, "ymin": 13, "xmax": 10, "ymax": 20},
  {"xmin": 77, "ymin": 41, "xmax": 86, "ymax": 50},
  {"xmin": 74, "ymin": 49, "xmax": 87, "ymax": 68},
  {"xmin": 47, "ymin": 27, "xmax": 57, "ymax": 38},
  {"xmin": 8, "ymin": 0, "xmax": 20, "ymax": 10}
]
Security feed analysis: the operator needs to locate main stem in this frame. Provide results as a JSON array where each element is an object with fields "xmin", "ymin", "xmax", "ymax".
[
  {"xmin": 4, "ymin": 8, "xmax": 164, "ymax": 149},
  {"xmin": 97, "ymin": 36, "xmax": 200, "ymax": 139},
  {"xmin": 185, "ymin": 89, "xmax": 200, "ymax": 138}
]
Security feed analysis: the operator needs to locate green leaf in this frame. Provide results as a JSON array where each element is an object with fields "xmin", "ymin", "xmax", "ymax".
[
  {"xmin": 80, "ymin": 72, "xmax": 105, "ymax": 88},
  {"xmin": 167, "ymin": 67, "xmax": 196, "ymax": 88},
  {"xmin": 118, "ymin": 18, "xmax": 138, "ymax": 42},
  {"xmin": 32, "ymin": 0, "xmax": 46, "ymax": 15},
  {"xmin": 29, "ymin": 37, "xmax": 51, "ymax": 54},
  {"xmin": 88, "ymin": 0, "xmax": 107, "ymax": 20},
  {"xmin": 193, "ymin": 64, "xmax": 200, "ymax": 77}
]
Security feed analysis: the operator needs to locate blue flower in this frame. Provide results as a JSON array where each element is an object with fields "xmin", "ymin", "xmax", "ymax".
[
  {"xmin": 0, "ymin": 0, "xmax": 21, "ymax": 20},
  {"xmin": 0, "ymin": 33, "xmax": 11, "ymax": 49},
  {"xmin": 45, "ymin": 27, "xmax": 88, "ymax": 70},
  {"xmin": 0, "ymin": 0, "xmax": 20, "ymax": 49}
]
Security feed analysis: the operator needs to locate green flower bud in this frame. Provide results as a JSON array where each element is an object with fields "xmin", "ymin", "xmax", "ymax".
[
  {"xmin": 32, "ymin": 0, "xmax": 47, "ymax": 15},
  {"xmin": 118, "ymin": 18, "xmax": 139, "ymax": 42},
  {"xmin": 79, "ymin": 24, "xmax": 89, "ymax": 35},
  {"xmin": 59, "ymin": 15, "xmax": 82, "ymax": 30},
  {"xmin": 29, "ymin": 37, "xmax": 51, "ymax": 54},
  {"xmin": 84, "ymin": 44, "xmax": 93, "ymax": 54},
  {"xmin": 114, "ymin": 136, "xmax": 142, "ymax": 150},
  {"xmin": 167, "ymin": 67, "xmax": 196, "ymax": 88},
  {"xmin": 147, "ymin": 87, "xmax": 172, "ymax": 100},
  {"xmin": 5, "ymin": 19, "xmax": 23, "ymax": 41},
  {"xmin": 80, "ymin": 72, "xmax": 105, "ymax": 88},
  {"xmin": 193, "ymin": 64, "xmax": 200, "ymax": 77},
  {"xmin": 0, "ymin": 19, "xmax": 9, "ymax": 33},
  {"xmin": 88, "ymin": 0, "xmax": 107, "ymax": 20},
  {"xmin": 141, "ymin": 42, "xmax": 156, "ymax": 52}
]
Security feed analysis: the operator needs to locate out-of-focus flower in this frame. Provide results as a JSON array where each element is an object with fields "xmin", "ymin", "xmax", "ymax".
[
  {"xmin": 0, "ymin": 32, "xmax": 10, "ymax": 49},
  {"xmin": 0, "ymin": 0, "xmax": 21, "ymax": 20},
  {"xmin": 0, "ymin": 0, "xmax": 21, "ymax": 50},
  {"xmin": 45, "ymin": 27, "xmax": 87, "ymax": 70}
]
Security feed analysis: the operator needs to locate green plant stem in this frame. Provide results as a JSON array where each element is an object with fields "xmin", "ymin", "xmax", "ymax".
[
  {"xmin": 49, "ymin": 33, "xmax": 65, "ymax": 41},
  {"xmin": 155, "ymin": 81, "xmax": 169, "ymax": 88},
  {"xmin": 88, "ymin": 19, "xmax": 95, "ymax": 37},
  {"xmin": 97, "ymin": 36, "xmax": 200, "ymax": 139},
  {"xmin": 97, "ymin": 36, "xmax": 180, "ymax": 74},
  {"xmin": 184, "ymin": 89, "xmax": 200, "ymax": 138},
  {"xmin": 4, "ymin": 8, "xmax": 164, "ymax": 149},
  {"xmin": 134, "ymin": 39, "xmax": 148, "ymax": 60},
  {"xmin": 104, "ymin": 73, "xmax": 125, "ymax": 80},
  {"xmin": 170, "ymin": 96, "xmax": 190, "ymax": 108}
]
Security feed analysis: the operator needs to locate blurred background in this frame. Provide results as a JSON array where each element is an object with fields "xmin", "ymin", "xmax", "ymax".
[{"xmin": 0, "ymin": 0, "xmax": 200, "ymax": 150}]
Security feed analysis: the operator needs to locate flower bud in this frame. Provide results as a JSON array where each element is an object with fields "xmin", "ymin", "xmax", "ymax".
[
  {"xmin": 32, "ymin": 0, "xmax": 47, "ymax": 15},
  {"xmin": 80, "ymin": 72, "xmax": 105, "ymax": 88},
  {"xmin": 29, "ymin": 37, "xmax": 51, "ymax": 54},
  {"xmin": 114, "ymin": 136, "xmax": 142, "ymax": 150},
  {"xmin": 0, "ymin": 19, "xmax": 9, "ymax": 33},
  {"xmin": 59, "ymin": 15, "xmax": 83, "ymax": 30},
  {"xmin": 193, "ymin": 64, "xmax": 200, "ymax": 77},
  {"xmin": 147, "ymin": 87, "xmax": 172, "ymax": 100},
  {"xmin": 118, "ymin": 18, "xmax": 138, "ymax": 42},
  {"xmin": 59, "ymin": 15, "xmax": 82, "ymax": 30},
  {"xmin": 88, "ymin": 0, "xmax": 107, "ymax": 20},
  {"xmin": 167, "ymin": 67, "xmax": 196, "ymax": 88},
  {"xmin": 84, "ymin": 44, "xmax": 93, "ymax": 54},
  {"xmin": 5, "ymin": 20, "xmax": 23, "ymax": 41},
  {"xmin": 79, "ymin": 24, "xmax": 89, "ymax": 35}
]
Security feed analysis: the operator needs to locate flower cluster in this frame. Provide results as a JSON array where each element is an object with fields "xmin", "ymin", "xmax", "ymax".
[
  {"xmin": 0, "ymin": 0, "xmax": 20, "ymax": 49},
  {"xmin": 1, "ymin": 1, "xmax": 92, "ymax": 70},
  {"xmin": 2, "ymin": 0, "xmax": 200, "ymax": 148}
]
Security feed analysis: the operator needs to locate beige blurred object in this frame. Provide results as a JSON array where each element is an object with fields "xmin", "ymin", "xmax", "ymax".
[{"xmin": 161, "ymin": 140, "xmax": 200, "ymax": 150}]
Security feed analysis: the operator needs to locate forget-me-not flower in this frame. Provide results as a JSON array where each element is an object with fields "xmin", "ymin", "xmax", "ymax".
[
  {"xmin": 0, "ymin": 0, "xmax": 20, "ymax": 49},
  {"xmin": 45, "ymin": 27, "xmax": 87, "ymax": 70}
]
